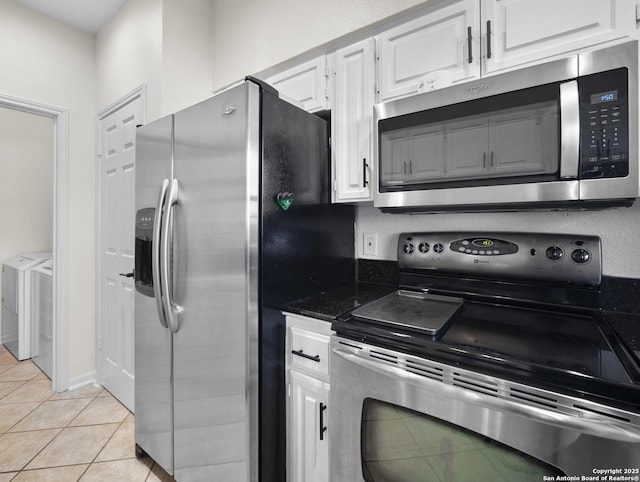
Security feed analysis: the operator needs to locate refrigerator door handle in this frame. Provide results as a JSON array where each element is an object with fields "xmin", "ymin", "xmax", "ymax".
[
  {"xmin": 161, "ymin": 178, "xmax": 182, "ymax": 333},
  {"xmin": 152, "ymin": 179, "xmax": 170, "ymax": 329}
]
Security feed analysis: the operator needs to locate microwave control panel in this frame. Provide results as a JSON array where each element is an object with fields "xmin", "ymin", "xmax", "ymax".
[{"xmin": 579, "ymin": 68, "xmax": 629, "ymax": 179}]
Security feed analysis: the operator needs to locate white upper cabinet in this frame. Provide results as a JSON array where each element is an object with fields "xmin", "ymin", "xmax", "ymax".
[
  {"xmin": 483, "ymin": 0, "xmax": 637, "ymax": 75},
  {"xmin": 377, "ymin": 0, "xmax": 480, "ymax": 102},
  {"xmin": 266, "ymin": 56, "xmax": 331, "ymax": 112},
  {"xmin": 376, "ymin": 0, "xmax": 636, "ymax": 103},
  {"xmin": 332, "ymin": 38, "xmax": 376, "ymax": 202}
]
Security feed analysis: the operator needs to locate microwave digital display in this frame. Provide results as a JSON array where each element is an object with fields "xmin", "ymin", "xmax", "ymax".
[{"xmin": 590, "ymin": 90, "xmax": 618, "ymax": 104}]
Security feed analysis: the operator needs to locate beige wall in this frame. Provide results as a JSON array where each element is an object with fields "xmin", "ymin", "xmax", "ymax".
[
  {"xmin": 0, "ymin": 1, "xmax": 96, "ymax": 382},
  {"xmin": 0, "ymin": 108, "xmax": 53, "ymax": 337}
]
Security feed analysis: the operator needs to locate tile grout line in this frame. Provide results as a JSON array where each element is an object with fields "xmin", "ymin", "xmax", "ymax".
[
  {"xmin": 6, "ymin": 378, "xmax": 104, "ymax": 478},
  {"xmin": 0, "ymin": 350, "xmax": 156, "ymax": 481},
  {"xmin": 0, "ymin": 367, "xmax": 51, "ymax": 477},
  {"xmin": 79, "ymin": 412, "xmax": 144, "ymax": 481}
]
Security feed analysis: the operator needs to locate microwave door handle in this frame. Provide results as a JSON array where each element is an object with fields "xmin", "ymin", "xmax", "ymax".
[
  {"xmin": 560, "ymin": 80, "xmax": 580, "ymax": 178},
  {"xmin": 152, "ymin": 179, "xmax": 170, "ymax": 329}
]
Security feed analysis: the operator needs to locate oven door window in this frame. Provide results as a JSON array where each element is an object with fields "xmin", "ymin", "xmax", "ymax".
[{"xmin": 361, "ymin": 398, "xmax": 564, "ymax": 481}]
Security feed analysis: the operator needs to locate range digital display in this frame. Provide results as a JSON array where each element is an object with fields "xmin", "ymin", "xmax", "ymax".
[
  {"xmin": 590, "ymin": 90, "xmax": 618, "ymax": 104},
  {"xmin": 472, "ymin": 239, "xmax": 494, "ymax": 247}
]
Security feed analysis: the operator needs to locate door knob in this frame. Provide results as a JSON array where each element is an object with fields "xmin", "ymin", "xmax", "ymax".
[{"xmin": 119, "ymin": 271, "xmax": 134, "ymax": 278}]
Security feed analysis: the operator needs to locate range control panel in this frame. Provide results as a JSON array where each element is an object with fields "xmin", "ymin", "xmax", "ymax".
[{"xmin": 398, "ymin": 232, "xmax": 602, "ymax": 285}]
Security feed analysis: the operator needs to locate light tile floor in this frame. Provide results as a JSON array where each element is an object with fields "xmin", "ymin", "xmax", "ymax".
[{"xmin": 0, "ymin": 344, "xmax": 174, "ymax": 481}]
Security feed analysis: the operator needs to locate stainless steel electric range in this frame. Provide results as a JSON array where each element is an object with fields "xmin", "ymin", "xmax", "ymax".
[{"xmin": 331, "ymin": 232, "xmax": 640, "ymax": 481}]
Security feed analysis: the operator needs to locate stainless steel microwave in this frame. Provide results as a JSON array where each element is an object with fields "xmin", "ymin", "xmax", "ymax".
[{"xmin": 373, "ymin": 40, "xmax": 638, "ymax": 211}]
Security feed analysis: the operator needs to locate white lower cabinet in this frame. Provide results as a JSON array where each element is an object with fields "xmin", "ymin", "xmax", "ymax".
[
  {"xmin": 288, "ymin": 371, "xmax": 329, "ymax": 482},
  {"xmin": 284, "ymin": 313, "xmax": 331, "ymax": 482}
]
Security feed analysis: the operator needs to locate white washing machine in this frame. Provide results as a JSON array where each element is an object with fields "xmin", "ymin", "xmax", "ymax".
[
  {"xmin": 30, "ymin": 259, "xmax": 53, "ymax": 378},
  {"xmin": 1, "ymin": 252, "xmax": 51, "ymax": 360}
]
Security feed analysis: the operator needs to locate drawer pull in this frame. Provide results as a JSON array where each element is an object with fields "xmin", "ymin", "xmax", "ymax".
[
  {"xmin": 291, "ymin": 349, "xmax": 320, "ymax": 363},
  {"xmin": 319, "ymin": 402, "xmax": 327, "ymax": 441}
]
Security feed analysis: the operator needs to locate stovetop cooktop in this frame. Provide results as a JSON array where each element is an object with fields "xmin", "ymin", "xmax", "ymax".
[{"xmin": 333, "ymin": 232, "xmax": 640, "ymax": 411}]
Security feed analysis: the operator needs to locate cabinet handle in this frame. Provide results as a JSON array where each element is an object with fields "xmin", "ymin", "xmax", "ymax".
[
  {"xmin": 362, "ymin": 158, "xmax": 369, "ymax": 187},
  {"xmin": 291, "ymin": 349, "xmax": 320, "ymax": 363},
  {"xmin": 486, "ymin": 21, "xmax": 492, "ymax": 59},
  {"xmin": 319, "ymin": 402, "xmax": 327, "ymax": 441},
  {"xmin": 409, "ymin": 160, "xmax": 413, "ymax": 175},
  {"xmin": 467, "ymin": 26, "xmax": 473, "ymax": 64},
  {"xmin": 482, "ymin": 152, "xmax": 486, "ymax": 168},
  {"xmin": 403, "ymin": 161, "xmax": 407, "ymax": 175},
  {"xmin": 490, "ymin": 151, "xmax": 494, "ymax": 167}
]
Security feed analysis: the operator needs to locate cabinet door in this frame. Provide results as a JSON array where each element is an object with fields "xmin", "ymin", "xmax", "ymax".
[
  {"xmin": 488, "ymin": 103, "xmax": 558, "ymax": 176},
  {"xmin": 483, "ymin": 0, "xmax": 636, "ymax": 75},
  {"xmin": 409, "ymin": 126, "xmax": 446, "ymax": 182},
  {"xmin": 379, "ymin": 131, "xmax": 410, "ymax": 186},
  {"xmin": 289, "ymin": 371, "xmax": 329, "ymax": 482},
  {"xmin": 332, "ymin": 38, "xmax": 376, "ymax": 202},
  {"xmin": 267, "ymin": 56, "xmax": 330, "ymax": 112},
  {"xmin": 377, "ymin": 0, "xmax": 480, "ymax": 102},
  {"xmin": 445, "ymin": 118, "xmax": 489, "ymax": 179}
]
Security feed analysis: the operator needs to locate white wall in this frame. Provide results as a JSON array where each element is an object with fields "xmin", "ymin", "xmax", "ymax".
[
  {"xmin": 96, "ymin": 0, "xmax": 163, "ymax": 118},
  {"xmin": 0, "ymin": 108, "xmax": 53, "ymax": 337},
  {"xmin": 0, "ymin": 1, "xmax": 96, "ymax": 382},
  {"xmin": 162, "ymin": 0, "xmax": 216, "ymax": 115},
  {"xmin": 97, "ymin": 0, "xmax": 216, "ymax": 120}
]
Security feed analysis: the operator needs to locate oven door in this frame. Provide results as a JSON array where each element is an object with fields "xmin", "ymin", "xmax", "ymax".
[{"xmin": 330, "ymin": 337, "xmax": 640, "ymax": 481}]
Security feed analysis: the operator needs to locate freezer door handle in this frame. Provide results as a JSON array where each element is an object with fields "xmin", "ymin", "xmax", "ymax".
[
  {"xmin": 160, "ymin": 178, "xmax": 182, "ymax": 333},
  {"xmin": 152, "ymin": 179, "xmax": 170, "ymax": 329}
]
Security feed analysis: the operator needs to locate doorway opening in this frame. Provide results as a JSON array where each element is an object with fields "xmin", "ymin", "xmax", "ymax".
[{"xmin": 0, "ymin": 94, "xmax": 69, "ymax": 393}]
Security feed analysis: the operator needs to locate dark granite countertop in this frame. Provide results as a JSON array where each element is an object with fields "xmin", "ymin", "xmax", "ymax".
[
  {"xmin": 282, "ymin": 260, "xmax": 640, "ymax": 362},
  {"xmin": 282, "ymin": 282, "xmax": 395, "ymax": 322}
]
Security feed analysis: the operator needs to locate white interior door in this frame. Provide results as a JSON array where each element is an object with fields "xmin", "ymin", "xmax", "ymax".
[{"xmin": 98, "ymin": 93, "xmax": 144, "ymax": 411}]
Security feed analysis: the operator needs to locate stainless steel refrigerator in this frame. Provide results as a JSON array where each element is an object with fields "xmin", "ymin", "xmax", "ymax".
[{"xmin": 134, "ymin": 78, "xmax": 354, "ymax": 482}]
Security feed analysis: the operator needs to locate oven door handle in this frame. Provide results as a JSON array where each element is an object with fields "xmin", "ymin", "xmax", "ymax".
[
  {"xmin": 332, "ymin": 347, "xmax": 640, "ymax": 443},
  {"xmin": 559, "ymin": 80, "xmax": 580, "ymax": 179}
]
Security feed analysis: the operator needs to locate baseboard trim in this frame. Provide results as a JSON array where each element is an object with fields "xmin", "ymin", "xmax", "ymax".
[{"xmin": 67, "ymin": 371, "xmax": 98, "ymax": 391}]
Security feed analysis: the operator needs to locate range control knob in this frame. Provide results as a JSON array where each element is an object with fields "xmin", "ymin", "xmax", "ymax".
[
  {"xmin": 571, "ymin": 249, "xmax": 591, "ymax": 264},
  {"xmin": 433, "ymin": 243, "xmax": 444, "ymax": 254},
  {"xmin": 403, "ymin": 243, "xmax": 415, "ymax": 254},
  {"xmin": 418, "ymin": 242, "xmax": 430, "ymax": 253},
  {"xmin": 545, "ymin": 246, "xmax": 564, "ymax": 261}
]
